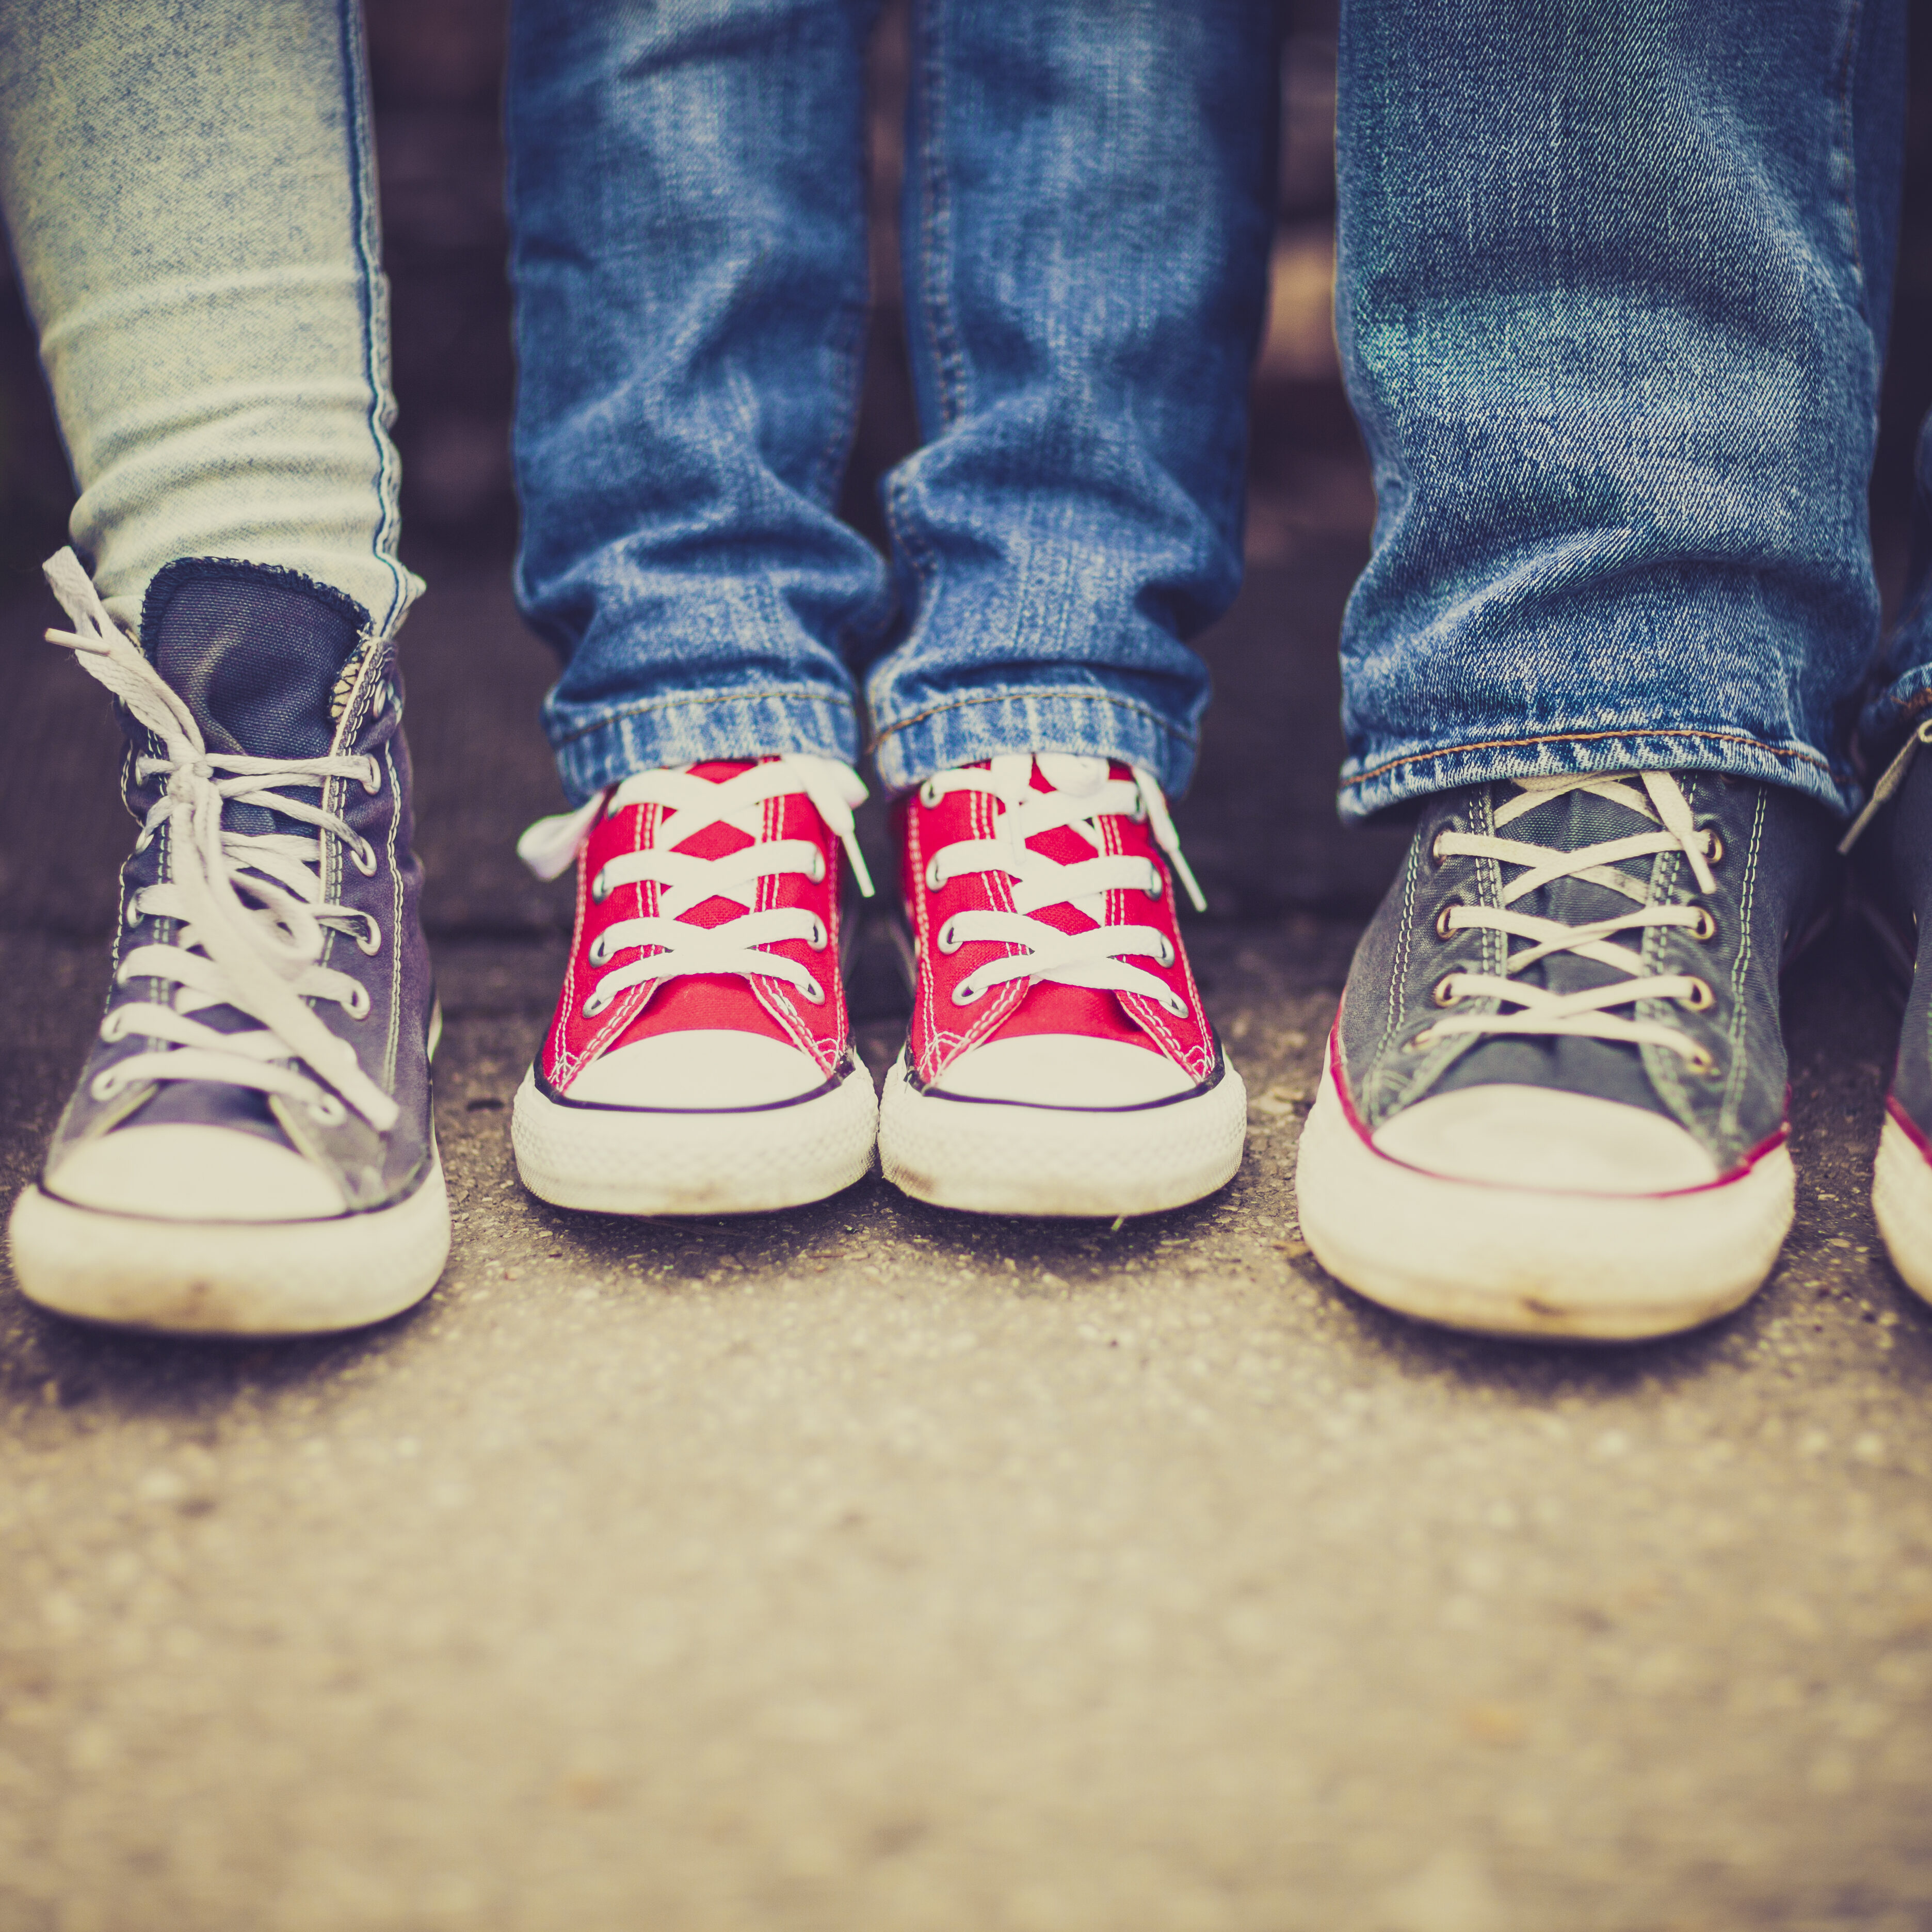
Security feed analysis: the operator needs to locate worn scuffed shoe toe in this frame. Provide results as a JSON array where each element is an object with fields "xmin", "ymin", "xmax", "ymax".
[{"xmin": 1294, "ymin": 771, "xmax": 1832, "ymax": 1340}]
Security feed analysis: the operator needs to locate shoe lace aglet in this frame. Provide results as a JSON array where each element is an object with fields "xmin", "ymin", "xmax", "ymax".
[
  {"xmin": 1134, "ymin": 770, "xmax": 1208, "ymax": 914},
  {"xmin": 1838, "ymin": 717, "xmax": 1932, "ymax": 856},
  {"xmin": 840, "ymin": 832, "xmax": 876, "ymax": 900},
  {"xmin": 517, "ymin": 793, "xmax": 606, "ymax": 882}
]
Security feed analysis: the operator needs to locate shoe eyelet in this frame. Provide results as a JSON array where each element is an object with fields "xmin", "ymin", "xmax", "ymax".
[
  {"xmin": 1402, "ymin": 1031, "xmax": 1434, "ymax": 1054},
  {"xmin": 307, "ymin": 1093, "xmax": 348, "ymax": 1127},
  {"xmin": 800, "ymin": 975, "xmax": 826, "ymax": 1005},
  {"xmin": 90, "ymin": 1071, "xmax": 122, "ymax": 1102},
  {"xmin": 348, "ymin": 836, "xmax": 378, "ymax": 877},
  {"xmin": 583, "ymin": 988, "xmax": 611, "ymax": 1017},
  {"xmin": 362, "ymin": 757, "xmax": 382, "ymax": 795},
  {"xmin": 1144, "ymin": 866, "xmax": 1164, "ymax": 900},
  {"xmin": 807, "ymin": 915, "xmax": 828, "ymax": 951},
  {"xmin": 1687, "ymin": 1048, "xmax": 1718, "ymax": 1077},
  {"xmin": 590, "ymin": 868, "xmax": 613, "ymax": 904},
  {"xmin": 1681, "ymin": 976, "xmax": 1716, "ymax": 1012},
  {"xmin": 919, "ymin": 778, "xmax": 943, "ymax": 809},
  {"xmin": 1130, "ymin": 794, "xmax": 1148, "ymax": 823},
  {"xmin": 1689, "ymin": 907, "xmax": 1717, "ymax": 943},
  {"xmin": 343, "ymin": 984, "xmax": 371, "ymax": 1020},
  {"xmin": 1431, "ymin": 973, "xmax": 1461, "ymax": 1008},
  {"xmin": 356, "ymin": 916, "xmax": 383, "ymax": 957},
  {"xmin": 124, "ymin": 898, "xmax": 142, "ymax": 928},
  {"xmin": 587, "ymin": 934, "xmax": 611, "ymax": 967},
  {"xmin": 808, "ymin": 849, "xmax": 827, "ymax": 884},
  {"xmin": 952, "ymin": 979, "xmax": 986, "ymax": 1006},
  {"xmin": 937, "ymin": 918, "xmax": 963, "ymax": 955},
  {"xmin": 1434, "ymin": 901, "xmax": 1461, "ymax": 941},
  {"xmin": 925, "ymin": 856, "xmax": 945, "ymax": 892},
  {"xmin": 1702, "ymin": 830, "xmax": 1724, "ymax": 866},
  {"xmin": 1430, "ymin": 830, "xmax": 1450, "ymax": 866},
  {"xmin": 1152, "ymin": 934, "xmax": 1176, "ymax": 968},
  {"xmin": 1161, "ymin": 991, "xmax": 1187, "ymax": 1018}
]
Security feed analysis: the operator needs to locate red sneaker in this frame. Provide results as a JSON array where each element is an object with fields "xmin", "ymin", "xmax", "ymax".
[
  {"xmin": 511, "ymin": 757, "xmax": 879, "ymax": 1214},
  {"xmin": 878, "ymin": 754, "xmax": 1247, "ymax": 1216}
]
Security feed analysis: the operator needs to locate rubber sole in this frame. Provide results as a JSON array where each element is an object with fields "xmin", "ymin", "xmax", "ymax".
[
  {"xmin": 877, "ymin": 1050, "xmax": 1247, "ymax": 1217},
  {"xmin": 1874, "ymin": 1110, "xmax": 1932, "ymax": 1306},
  {"xmin": 1294, "ymin": 1049, "xmax": 1792, "ymax": 1341},
  {"xmin": 511, "ymin": 1060, "xmax": 878, "ymax": 1215},
  {"xmin": 8, "ymin": 1156, "xmax": 450, "ymax": 1338}
]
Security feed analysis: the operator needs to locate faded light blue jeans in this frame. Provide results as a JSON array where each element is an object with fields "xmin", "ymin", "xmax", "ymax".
[
  {"xmin": 10, "ymin": 0, "xmax": 1932, "ymax": 835},
  {"xmin": 0, "ymin": 0, "xmax": 415, "ymax": 643},
  {"xmin": 1335, "ymin": 0, "xmax": 1910, "ymax": 822},
  {"xmin": 506, "ymin": 0, "xmax": 1281, "ymax": 803}
]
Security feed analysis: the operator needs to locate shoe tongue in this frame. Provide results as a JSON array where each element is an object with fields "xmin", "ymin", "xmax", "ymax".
[
  {"xmin": 1437, "ymin": 779, "xmax": 1673, "ymax": 1117},
  {"xmin": 139, "ymin": 559, "xmax": 369, "ymax": 761},
  {"xmin": 1504, "ymin": 781, "xmax": 1657, "ymax": 913}
]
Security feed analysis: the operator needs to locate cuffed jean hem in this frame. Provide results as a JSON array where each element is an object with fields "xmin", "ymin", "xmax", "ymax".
[
  {"xmin": 868, "ymin": 685, "xmax": 1198, "ymax": 795},
  {"xmin": 1339, "ymin": 725, "xmax": 1856, "ymax": 824},
  {"xmin": 1862, "ymin": 666, "xmax": 1932, "ymax": 754},
  {"xmin": 548, "ymin": 686, "xmax": 861, "ymax": 804}
]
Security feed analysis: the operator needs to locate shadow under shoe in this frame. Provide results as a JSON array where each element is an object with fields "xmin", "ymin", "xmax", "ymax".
[
  {"xmin": 1295, "ymin": 771, "xmax": 1834, "ymax": 1341},
  {"xmin": 8, "ymin": 553, "xmax": 448, "ymax": 1336}
]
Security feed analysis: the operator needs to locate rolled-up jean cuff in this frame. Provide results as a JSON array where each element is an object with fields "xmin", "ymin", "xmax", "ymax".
[
  {"xmin": 1339, "ymin": 726, "xmax": 1856, "ymax": 824},
  {"xmin": 1862, "ymin": 666, "xmax": 1932, "ymax": 751},
  {"xmin": 548, "ymin": 686, "xmax": 861, "ymax": 804},
  {"xmin": 868, "ymin": 686, "xmax": 1197, "ymax": 795}
]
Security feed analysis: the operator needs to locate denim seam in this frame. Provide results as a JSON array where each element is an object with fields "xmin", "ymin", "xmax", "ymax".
[
  {"xmin": 805, "ymin": 65, "xmax": 877, "ymax": 512},
  {"xmin": 1347, "ymin": 727, "xmax": 1840, "ymax": 790},
  {"xmin": 911, "ymin": 0, "xmax": 967, "ymax": 431},
  {"xmin": 868, "ymin": 685, "xmax": 1196, "ymax": 756},
  {"xmin": 550, "ymin": 684, "xmax": 859, "ymax": 748},
  {"xmin": 1832, "ymin": 0, "xmax": 1871, "ymax": 331},
  {"xmin": 336, "ymin": 0, "xmax": 407, "ymax": 639},
  {"xmin": 1879, "ymin": 670, "xmax": 1932, "ymax": 720}
]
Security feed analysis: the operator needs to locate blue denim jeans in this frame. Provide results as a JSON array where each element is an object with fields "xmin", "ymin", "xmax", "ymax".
[
  {"xmin": 0, "ymin": 0, "xmax": 416, "ymax": 642},
  {"xmin": 505, "ymin": 0, "xmax": 1280, "ymax": 803},
  {"xmin": 1334, "ymin": 0, "xmax": 1908, "ymax": 822}
]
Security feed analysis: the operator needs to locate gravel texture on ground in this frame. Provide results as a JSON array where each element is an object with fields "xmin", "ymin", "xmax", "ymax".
[
  {"xmin": 1, "ymin": 565, "xmax": 1929, "ymax": 1931},
  {"xmin": 0, "ymin": 915, "xmax": 1928, "ymax": 1932}
]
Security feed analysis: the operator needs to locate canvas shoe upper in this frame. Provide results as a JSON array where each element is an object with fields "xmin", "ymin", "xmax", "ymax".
[
  {"xmin": 8, "ymin": 549, "xmax": 449, "ymax": 1335},
  {"xmin": 1842, "ymin": 719, "xmax": 1932, "ymax": 1303},
  {"xmin": 510, "ymin": 756, "xmax": 880, "ymax": 1214},
  {"xmin": 1295, "ymin": 770, "xmax": 1833, "ymax": 1339},
  {"xmin": 876, "ymin": 753, "xmax": 1247, "ymax": 1216}
]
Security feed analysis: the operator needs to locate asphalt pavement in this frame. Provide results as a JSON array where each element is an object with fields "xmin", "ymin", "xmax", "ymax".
[{"xmin": 0, "ymin": 556, "xmax": 1927, "ymax": 1932}]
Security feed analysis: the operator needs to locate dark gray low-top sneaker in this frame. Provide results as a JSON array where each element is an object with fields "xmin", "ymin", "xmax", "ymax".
[
  {"xmin": 1844, "ymin": 719, "xmax": 1932, "ymax": 1306},
  {"xmin": 1294, "ymin": 771, "xmax": 1833, "ymax": 1340},
  {"xmin": 7, "ymin": 549, "xmax": 448, "ymax": 1335}
]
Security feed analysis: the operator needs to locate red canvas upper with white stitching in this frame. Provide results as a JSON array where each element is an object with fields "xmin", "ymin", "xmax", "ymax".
[
  {"xmin": 541, "ymin": 760, "xmax": 856, "ymax": 1095},
  {"xmin": 896, "ymin": 756, "xmax": 1215, "ymax": 1089}
]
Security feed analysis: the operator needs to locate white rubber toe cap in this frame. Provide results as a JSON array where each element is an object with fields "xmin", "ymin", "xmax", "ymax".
[
  {"xmin": 930, "ymin": 1034, "xmax": 1195, "ymax": 1107},
  {"xmin": 48, "ymin": 1125, "xmax": 344, "ymax": 1222},
  {"xmin": 564, "ymin": 1029, "xmax": 828, "ymax": 1108},
  {"xmin": 1371, "ymin": 1083, "xmax": 1719, "ymax": 1195}
]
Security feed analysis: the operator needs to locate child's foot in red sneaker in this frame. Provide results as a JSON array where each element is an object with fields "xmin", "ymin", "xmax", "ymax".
[
  {"xmin": 511, "ymin": 757, "xmax": 879, "ymax": 1214},
  {"xmin": 878, "ymin": 754, "xmax": 1246, "ymax": 1216}
]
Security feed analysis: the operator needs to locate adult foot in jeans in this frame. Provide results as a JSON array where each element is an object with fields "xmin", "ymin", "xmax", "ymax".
[{"xmin": 1294, "ymin": 771, "xmax": 1834, "ymax": 1341}]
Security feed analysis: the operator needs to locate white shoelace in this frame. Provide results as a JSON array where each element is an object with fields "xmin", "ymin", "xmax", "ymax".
[
  {"xmin": 518, "ymin": 757, "xmax": 875, "ymax": 1019},
  {"xmin": 1413, "ymin": 771, "xmax": 1722, "ymax": 1071},
  {"xmin": 918, "ymin": 754, "xmax": 1206, "ymax": 1019},
  {"xmin": 43, "ymin": 549, "xmax": 398, "ymax": 1131}
]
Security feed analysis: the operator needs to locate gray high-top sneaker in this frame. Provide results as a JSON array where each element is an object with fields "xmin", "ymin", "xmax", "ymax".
[
  {"xmin": 1844, "ymin": 719, "xmax": 1932, "ymax": 1305},
  {"xmin": 1294, "ymin": 771, "xmax": 1833, "ymax": 1341},
  {"xmin": 7, "ymin": 550, "xmax": 448, "ymax": 1334}
]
